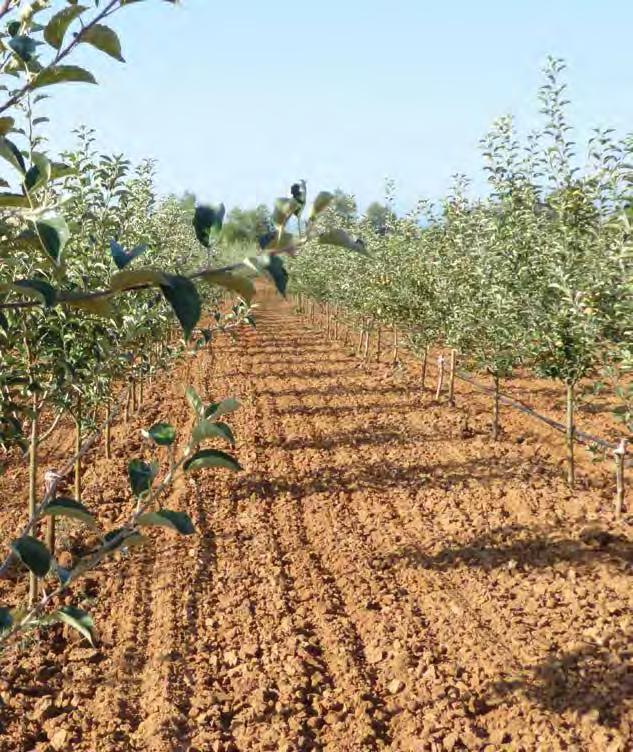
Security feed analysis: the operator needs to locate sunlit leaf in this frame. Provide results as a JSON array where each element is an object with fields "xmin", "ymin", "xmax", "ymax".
[
  {"xmin": 137, "ymin": 509, "xmax": 195, "ymax": 535},
  {"xmin": 54, "ymin": 606, "xmax": 94, "ymax": 646},
  {"xmin": 184, "ymin": 449, "xmax": 242, "ymax": 473}
]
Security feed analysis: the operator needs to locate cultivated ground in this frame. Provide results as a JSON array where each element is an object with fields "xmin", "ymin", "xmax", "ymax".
[{"xmin": 0, "ymin": 293, "xmax": 632, "ymax": 751}]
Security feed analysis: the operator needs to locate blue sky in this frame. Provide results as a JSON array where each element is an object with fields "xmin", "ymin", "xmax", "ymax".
[{"xmin": 46, "ymin": 0, "xmax": 633, "ymax": 212}]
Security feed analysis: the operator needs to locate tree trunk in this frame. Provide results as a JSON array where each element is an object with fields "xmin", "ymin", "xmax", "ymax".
[
  {"xmin": 492, "ymin": 373, "xmax": 500, "ymax": 440},
  {"xmin": 614, "ymin": 439, "xmax": 627, "ymax": 519},
  {"xmin": 421, "ymin": 346, "xmax": 428, "ymax": 389},
  {"xmin": 28, "ymin": 396, "xmax": 39, "ymax": 607},
  {"xmin": 356, "ymin": 323, "xmax": 364, "ymax": 357},
  {"xmin": 376, "ymin": 327, "xmax": 382, "ymax": 362},
  {"xmin": 566, "ymin": 382, "xmax": 575, "ymax": 489},
  {"xmin": 139, "ymin": 376, "xmax": 144, "ymax": 407},
  {"xmin": 435, "ymin": 355, "xmax": 445, "ymax": 402},
  {"xmin": 105, "ymin": 397, "xmax": 111, "ymax": 460},
  {"xmin": 391, "ymin": 324, "xmax": 398, "ymax": 365},
  {"xmin": 75, "ymin": 395, "xmax": 82, "ymax": 503},
  {"xmin": 448, "ymin": 349, "xmax": 457, "ymax": 406}
]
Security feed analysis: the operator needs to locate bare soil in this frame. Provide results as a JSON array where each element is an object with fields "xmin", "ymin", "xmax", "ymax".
[{"xmin": 0, "ymin": 293, "xmax": 632, "ymax": 751}]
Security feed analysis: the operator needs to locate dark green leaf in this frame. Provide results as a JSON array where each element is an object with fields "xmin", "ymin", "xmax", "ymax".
[
  {"xmin": 204, "ymin": 397, "xmax": 240, "ymax": 420},
  {"xmin": 43, "ymin": 497, "xmax": 96, "ymax": 527},
  {"xmin": 44, "ymin": 5, "xmax": 87, "ymax": 49},
  {"xmin": 10, "ymin": 536, "xmax": 51, "ymax": 577},
  {"xmin": 136, "ymin": 509, "xmax": 195, "ymax": 535},
  {"xmin": 11, "ymin": 279, "xmax": 56, "ymax": 307},
  {"xmin": 191, "ymin": 419, "xmax": 235, "ymax": 446},
  {"xmin": 0, "ymin": 136, "xmax": 26, "ymax": 174},
  {"xmin": 143, "ymin": 422, "xmax": 176, "ymax": 446},
  {"xmin": 54, "ymin": 606, "xmax": 94, "ymax": 646},
  {"xmin": 32, "ymin": 65, "xmax": 97, "ymax": 90},
  {"xmin": 0, "ymin": 607, "xmax": 12, "ymax": 633},
  {"xmin": 33, "ymin": 214, "xmax": 70, "ymax": 264},
  {"xmin": 110, "ymin": 240, "xmax": 147, "ymax": 270},
  {"xmin": 184, "ymin": 449, "xmax": 242, "ymax": 473},
  {"xmin": 127, "ymin": 459, "xmax": 157, "ymax": 498},
  {"xmin": 80, "ymin": 23, "xmax": 124, "ymax": 62},
  {"xmin": 160, "ymin": 275, "xmax": 201, "ymax": 340},
  {"xmin": 194, "ymin": 204, "xmax": 225, "ymax": 248}
]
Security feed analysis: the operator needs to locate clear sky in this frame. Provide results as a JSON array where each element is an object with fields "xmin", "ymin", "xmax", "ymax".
[{"xmin": 46, "ymin": 0, "xmax": 633, "ymax": 212}]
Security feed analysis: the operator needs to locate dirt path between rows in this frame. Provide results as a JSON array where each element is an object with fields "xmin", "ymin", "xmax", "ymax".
[{"xmin": 1, "ymin": 292, "xmax": 632, "ymax": 751}]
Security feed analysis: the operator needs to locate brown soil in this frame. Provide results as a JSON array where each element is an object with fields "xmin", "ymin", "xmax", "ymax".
[{"xmin": 1, "ymin": 292, "xmax": 632, "ymax": 751}]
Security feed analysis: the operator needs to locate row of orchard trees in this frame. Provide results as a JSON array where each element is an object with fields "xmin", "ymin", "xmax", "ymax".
[
  {"xmin": 289, "ymin": 58, "xmax": 633, "ymax": 485},
  {"xmin": 0, "ymin": 1, "xmax": 348, "ymax": 651}
]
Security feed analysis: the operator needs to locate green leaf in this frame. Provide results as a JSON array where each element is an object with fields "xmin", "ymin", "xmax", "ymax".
[
  {"xmin": 199, "ymin": 271, "xmax": 255, "ymax": 304},
  {"xmin": 194, "ymin": 204, "xmax": 225, "ymax": 248},
  {"xmin": 318, "ymin": 229, "xmax": 366, "ymax": 254},
  {"xmin": 110, "ymin": 240, "xmax": 147, "ymax": 270},
  {"xmin": 80, "ymin": 23, "xmax": 124, "ymax": 62},
  {"xmin": 104, "ymin": 528, "xmax": 148, "ymax": 551},
  {"xmin": 205, "ymin": 397, "xmax": 240, "ymax": 420},
  {"xmin": 185, "ymin": 386, "xmax": 204, "ymax": 416},
  {"xmin": 0, "ymin": 117, "xmax": 15, "ymax": 136},
  {"xmin": 62, "ymin": 292, "xmax": 115, "ymax": 318},
  {"xmin": 273, "ymin": 197, "xmax": 300, "ymax": 228},
  {"xmin": 191, "ymin": 419, "xmax": 235, "ymax": 446},
  {"xmin": 33, "ymin": 214, "xmax": 70, "ymax": 264},
  {"xmin": 128, "ymin": 459, "xmax": 158, "ymax": 498},
  {"xmin": 8, "ymin": 35, "xmax": 40, "ymax": 62},
  {"xmin": 143, "ymin": 422, "xmax": 176, "ymax": 446},
  {"xmin": 160, "ymin": 274, "xmax": 201, "ymax": 340},
  {"xmin": 24, "ymin": 152, "xmax": 51, "ymax": 192},
  {"xmin": 309, "ymin": 191, "xmax": 334, "ymax": 220},
  {"xmin": 137, "ymin": 509, "xmax": 195, "ymax": 535},
  {"xmin": 110, "ymin": 266, "xmax": 167, "ymax": 291},
  {"xmin": 44, "ymin": 5, "xmax": 87, "ymax": 49},
  {"xmin": 184, "ymin": 449, "xmax": 242, "ymax": 473},
  {"xmin": 0, "ymin": 192, "xmax": 29, "ymax": 207},
  {"xmin": 10, "ymin": 536, "xmax": 51, "ymax": 577},
  {"xmin": 10, "ymin": 279, "xmax": 56, "ymax": 307},
  {"xmin": 0, "ymin": 607, "xmax": 13, "ymax": 633},
  {"xmin": 0, "ymin": 136, "xmax": 26, "ymax": 174},
  {"xmin": 32, "ymin": 65, "xmax": 97, "ymax": 90},
  {"xmin": 43, "ymin": 497, "xmax": 96, "ymax": 528},
  {"xmin": 54, "ymin": 606, "xmax": 94, "ymax": 646},
  {"xmin": 266, "ymin": 256, "xmax": 288, "ymax": 296}
]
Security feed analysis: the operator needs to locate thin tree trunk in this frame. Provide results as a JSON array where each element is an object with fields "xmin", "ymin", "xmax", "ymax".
[
  {"xmin": 435, "ymin": 355, "xmax": 445, "ymax": 401},
  {"xmin": 391, "ymin": 324, "xmax": 399, "ymax": 365},
  {"xmin": 131, "ymin": 378, "xmax": 137, "ymax": 412},
  {"xmin": 448, "ymin": 349, "xmax": 457, "ymax": 406},
  {"xmin": 614, "ymin": 439, "xmax": 627, "ymax": 519},
  {"xmin": 105, "ymin": 397, "xmax": 111, "ymax": 460},
  {"xmin": 363, "ymin": 326, "xmax": 370, "ymax": 360},
  {"xmin": 376, "ymin": 326, "xmax": 382, "ymax": 362},
  {"xmin": 139, "ymin": 376, "xmax": 144, "ymax": 407},
  {"xmin": 421, "ymin": 345, "xmax": 428, "ymax": 389},
  {"xmin": 75, "ymin": 395, "xmax": 82, "ymax": 503},
  {"xmin": 356, "ymin": 323, "xmax": 365, "ymax": 356},
  {"xmin": 28, "ymin": 395, "xmax": 39, "ymax": 607},
  {"xmin": 492, "ymin": 373, "xmax": 500, "ymax": 440},
  {"xmin": 566, "ymin": 382, "xmax": 575, "ymax": 489},
  {"xmin": 124, "ymin": 386, "xmax": 130, "ymax": 423}
]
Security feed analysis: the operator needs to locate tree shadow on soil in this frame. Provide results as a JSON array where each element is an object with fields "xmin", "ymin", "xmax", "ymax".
[
  {"xmin": 480, "ymin": 633, "xmax": 633, "ymax": 727},
  {"xmin": 383, "ymin": 524, "xmax": 633, "ymax": 573}
]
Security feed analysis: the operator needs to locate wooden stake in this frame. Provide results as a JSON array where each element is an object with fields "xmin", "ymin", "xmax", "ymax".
[
  {"xmin": 435, "ymin": 355, "xmax": 445, "ymax": 402},
  {"xmin": 614, "ymin": 438, "xmax": 627, "ymax": 519},
  {"xmin": 376, "ymin": 326, "xmax": 382, "ymax": 362},
  {"xmin": 448, "ymin": 349, "xmax": 457, "ymax": 405},
  {"xmin": 363, "ymin": 326, "xmax": 370, "ymax": 360}
]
